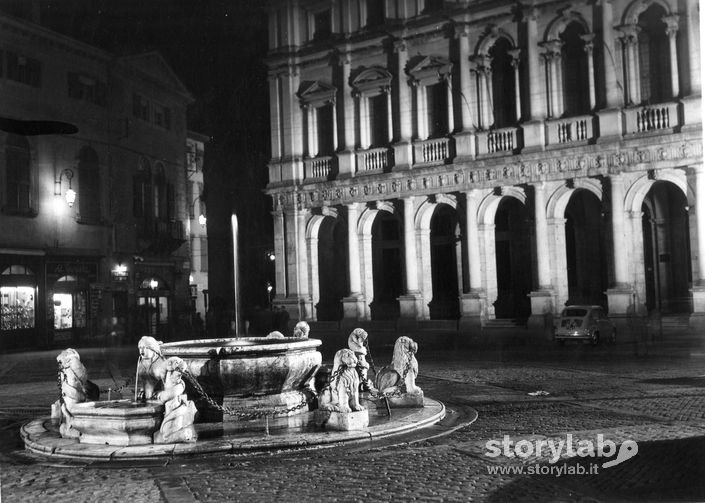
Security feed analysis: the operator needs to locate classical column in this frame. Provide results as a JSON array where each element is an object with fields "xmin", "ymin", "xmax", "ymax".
[
  {"xmin": 663, "ymin": 15, "xmax": 681, "ymax": 98},
  {"xmin": 684, "ymin": 1, "xmax": 700, "ymax": 95},
  {"xmin": 398, "ymin": 196, "xmax": 423, "ymax": 320},
  {"xmin": 415, "ymin": 82, "xmax": 427, "ymax": 139},
  {"xmin": 457, "ymin": 26, "xmax": 473, "ymax": 131},
  {"xmin": 396, "ymin": 40, "xmax": 412, "ymax": 142},
  {"xmin": 307, "ymin": 232, "xmax": 319, "ymax": 322},
  {"xmin": 272, "ymin": 205, "xmax": 287, "ymax": 298},
  {"xmin": 330, "ymin": 101, "xmax": 338, "ymax": 151},
  {"xmin": 338, "ymin": 50, "xmax": 356, "ymax": 176},
  {"xmin": 691, "ymin": 167, "xmax": 705, "ymax": 323},
  {"xmin": 268, "ymin": 73, "xmax": 282, "ymax": 160},
  {"xmin": 533, "ymin": 183, "xmax": 551, "ymax": 289},
  {"xmin": 342, "ymin": 202, "xmax": 365, "ymax": 319},
  {"xmin": 360, "ymin": 94, "xmax": 371, "ymax": 149},
  {"xmin": 610, "ymin": 174, "xmax": 629, "ymax": 286},
  {"xmin": 307, "ymin": 106, "xmax": 317, "ymax": 157},
  {"xmin": 296, "ymin": 206, "xmax": 312, "ymax": 318},
  {"xmin": 386, "ymin": 88, "xmax": 393, "ymax": 143},
  {"xmin": 602, "ymin": 0, "xmax": 622, "ymax": 108},
  {"xmin": 618, "ymin": 25, "xmax": 641, "ymax": 106},
  {"xmin": 541, "ymin": 41, "xmax": 562, "ymax": 118},
  {"xmin": 508, "ymin": 49, "xmax": 522, "ymax": 121},
  {"xmin": 281, "ymin": 68, "xmax": 303, "ymax": 181},
  {"xmin": 526, "ymin": 9, "xmax": 546, "ymax": 118},
  {"xmin": 393, "ymin": 38, "xmax": 413, "ymax": 167},
  {"xmin": 446, "ymin": 75, "xmax": 455, "ymax": 133},
  {"xmin": 694, "ymin": 167, "xmax": 705, "ymax": 286},
  {"xmin": 581, "ymin": 34, "xmax": 597, "ymax": 110},
  {"xmin": 606, "ymin": 174, "xmax": 633, "ymax": 316},
  {"xmin": 459, "ymin": 190, "xmax": 485, "ymax": 329},
  {"xmin": 528, "ymin": 182, "xmax": 555, "ymax": 333}
]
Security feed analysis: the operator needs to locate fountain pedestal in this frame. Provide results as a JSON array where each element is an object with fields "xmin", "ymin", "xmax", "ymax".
[{"xmin": 69, "ymin": 400, "xmax": 164, "ymax": 446}]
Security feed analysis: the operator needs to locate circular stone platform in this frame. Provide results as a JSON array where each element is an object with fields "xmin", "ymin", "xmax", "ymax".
[{"xmin": 21, "ymin": 397, "xmax": 445, "ymax": 462}]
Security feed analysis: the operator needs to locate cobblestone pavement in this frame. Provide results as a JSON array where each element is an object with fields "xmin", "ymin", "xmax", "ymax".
[{"xmin": 1, "ymin": 341, "xmax": 705, "ymax": 502}]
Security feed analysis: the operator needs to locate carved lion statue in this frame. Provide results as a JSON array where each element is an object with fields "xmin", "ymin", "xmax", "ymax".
[
  {"xmin": 374, "ymin": 336, "xmax": 420, "ymax": 395},
  {"xmin": 137, "ymin": 336, "xmax": 167, "ymax": 399},
  {"xmin": 56, "ymin": 348, "xmax": 99, "ymax": 407},
  {"xmin": 292, "ymin": 321, "xmax": 310, "ymax": 338},
  {"xmin": 348, "ymin": 328, "xmax": 373, "ymax": 391},
  {"xmin": 319, "ymin": 348, "xmax": 364, "ymax": 413},
  {"xmin": 53, "ymin": 348, "xmax": 99, "ymax": 438}
]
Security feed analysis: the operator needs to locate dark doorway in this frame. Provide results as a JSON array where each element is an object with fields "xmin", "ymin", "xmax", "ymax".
[
  {"xmin": 641, "ymin": 182, "xmax": 691, "ymax": 313},
  {"xmin": 494, "ymin": 197, "xmax": 532, "ymax": 319},
  {"xmin": 371, "ymin": 211, "xmax": 403, "ymax": 320},
  {"xmin": 565, "ymin": 189, "xmax": 607, "ymax": 306},
  {"xmin": 316, "ymin": 216, "xmax": 348, "ymax": 321},
  {"xmin": 429, "ymin": 205, "xmax": 460, "ymax": 319}
]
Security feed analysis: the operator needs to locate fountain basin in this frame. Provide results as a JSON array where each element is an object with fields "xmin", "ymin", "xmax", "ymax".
[
  {"xmin": 161, "ymin": 337, "xmax": 322, "ymax": 417},
  {"xmin": 68, "ymin": 399, "xmax": 164, "ymax": 446}
]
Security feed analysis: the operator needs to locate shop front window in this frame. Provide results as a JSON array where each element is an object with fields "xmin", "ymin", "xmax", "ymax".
[
  {"xmin": 53, "ymin": 276, "xmax": 87, "ymax": 330},
  {"xmin": 0, "ymin": 285, "xmax": 35, "ymax": 330}
]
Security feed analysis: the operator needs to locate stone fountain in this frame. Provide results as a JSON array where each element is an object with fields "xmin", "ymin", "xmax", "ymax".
[{"xmin": 22, "ymin": 330, "xmax": 449, "ymax": 461}]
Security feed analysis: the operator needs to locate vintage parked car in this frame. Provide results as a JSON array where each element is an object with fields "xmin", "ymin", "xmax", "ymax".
[{"xmin": 554, "ymin": 305, "xmax": 616, "ymax": 345}]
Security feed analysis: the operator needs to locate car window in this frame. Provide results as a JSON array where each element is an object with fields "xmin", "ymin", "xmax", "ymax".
[{"xmin": 563, "ymin": 308, "xmax": 587, "ymax": 317}]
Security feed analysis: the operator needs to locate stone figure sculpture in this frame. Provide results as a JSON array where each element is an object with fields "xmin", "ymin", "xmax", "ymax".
[
  {"xmin": 153, "ymin": 357, "xmax": 198, "ymax": 443},
  {"xmin": 375, "ymin": 336, "xmax": 421, "ymax": 396},
  {"xmin": 137, "ymin": 336, "xmax": 168, "ymax": 400},
  {"xmin": 319, "ymin": 348, "xmax": 364, "ymax": 413},
  {"xmin": 348, "ymin": 328, "xmax": 374, "ymax": 391},
  {"xmin": 292, "ymin": 321, "xmax": 310, "ymax": 338},
  {"xmin": 52, "ymin": 348, "xmax": 99, "ymax": 438}
]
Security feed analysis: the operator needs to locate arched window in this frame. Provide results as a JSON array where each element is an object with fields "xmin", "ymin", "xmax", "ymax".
[
  {"xmin": 561, "ymin": 22, "xmax": 591, "ymax": 116},
  {"xmin": 4, "ymin": 134, "xmax": 31, "ymax": 213},
  {"xmin": 489, "ymin": 38, "xmax": 516, "ymax": 128},
  {"xmin": 77, "ymin": 147, "xmax": 100, "ymax": 222},
  {"xmin": 638, "ymin": 4, "xmax": 671, "ymax": 104}
]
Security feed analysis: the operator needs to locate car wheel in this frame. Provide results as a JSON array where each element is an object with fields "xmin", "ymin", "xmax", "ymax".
[{"xmin": 590, "ymin": 331, "xmax": 600, "ymax": 346}]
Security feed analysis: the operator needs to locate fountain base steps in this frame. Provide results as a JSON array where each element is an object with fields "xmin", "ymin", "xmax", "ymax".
[{"xmin": 22, "ymin": 397, "xmax": 445, "ymax": 461}]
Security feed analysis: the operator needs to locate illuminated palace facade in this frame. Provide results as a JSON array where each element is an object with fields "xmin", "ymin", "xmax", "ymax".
[
  {"xmin": 264, "ymin": 0, "xmax": 702, "ymax": 337},
  {"xmin": 0, "ymin": 12, "xmax": 196, "ymax": 349}
]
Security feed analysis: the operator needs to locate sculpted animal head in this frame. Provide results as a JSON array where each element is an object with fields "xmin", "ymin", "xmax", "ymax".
[
  {"xmin": 293, "ymin": 321, "xmax": 310, "ymax": 338},
  {"xmin": 332, "ymin": 348, "xmax": 358, "ymax": 374},
  {"xmin": 56, "ymin": 348, "xmax": 82, "ymax": 370},
  {"xmin": 347, "ymin": 328, "xmax": 368, "ymax": 355},
  {"xmin": 138, "ymin": 336, "xmax": 162, "ymax": 360},
  {"xmin": 392, "ymin": 336, "xmax": 418, "ymax": 374}
]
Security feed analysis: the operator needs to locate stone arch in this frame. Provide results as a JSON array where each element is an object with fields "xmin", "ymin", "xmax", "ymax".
[
  {"xmin": 476, "ymin": 26, "xmax": 516, "ymax": 56},
  {"xmin": 359, "ymin": 201, "xmax": 394, "ymax": 235},
  {"xmin": 415, "ymin": 194, "xmax": 457, "ymax": 230},
  {"xmin": 625, "ymin": 168, "xmax": 689, "ymax": 213},
  {"xmin": 623, "ymin": 0, "xmax": 673, "ymax": 25},
  {"xmin": 545, "ymin": 12, "xmax": 590, "ymax": 40},
  {"xmin": 547, "ymin": 178, "xmax": 603, "ymax": 219},
  {"xmin": 477, "ymin": 187, "xmax": 526, "ymax": 226}
]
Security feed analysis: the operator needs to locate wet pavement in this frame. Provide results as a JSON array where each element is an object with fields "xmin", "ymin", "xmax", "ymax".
[{"xmin": 1, "ymin": 336, "xmax": 705, "ymax": 502}]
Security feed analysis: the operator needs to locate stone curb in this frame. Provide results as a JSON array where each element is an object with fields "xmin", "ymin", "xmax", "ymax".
[{"xmin": 21, "ymin": 397, "xmax": 447, "ymax": 462}]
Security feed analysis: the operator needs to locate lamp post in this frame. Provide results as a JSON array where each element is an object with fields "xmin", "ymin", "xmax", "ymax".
[
  {"xmin": 149, "ymin": 278, "xmax": 159, "ymax": 337},
  {"xmin": 190, "ymin": 195, "xmax": 206, "ymax": 227},
  {"xmin": 267, "ymin": 282, "xmax": 273, "ymax": 310}
]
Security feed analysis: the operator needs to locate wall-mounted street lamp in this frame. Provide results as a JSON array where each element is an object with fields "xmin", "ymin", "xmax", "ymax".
[
  {"xmin": 190, "ymin": 195, "xmax": 206, "ymax": 227},
  {"xmin": 149, "ymin": 278, "xmax": 159, "ymax": 290},
  {"xmin": 54, "ymin": 168, "xmax": 76, "ymax": 208},
  {"xmin": 266, "ymin": 250, "xmax": 276, "ymax": 261}
]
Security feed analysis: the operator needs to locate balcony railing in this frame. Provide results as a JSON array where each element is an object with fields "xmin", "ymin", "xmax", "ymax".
[
  {"xmin": 546, "ymin": 115, "xmax": 594, "ymax": 146},
  {"xmin": 624, "ymin": 102, "xmax": 679, "ymax": 135},
  {"xmin": 304, "ymin": 156, "xmax": 333, "ymax": 180},
  {"xmin": 476, "ymin": 127, "xmax": 519, "ymax": 156},
  {"xmin": 356, "ymin": 147, "xmax": 389, "ymax": 173},
  {"xmin": 413, "ymin": 137, "xmax": 451, "ymax": 165}
]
